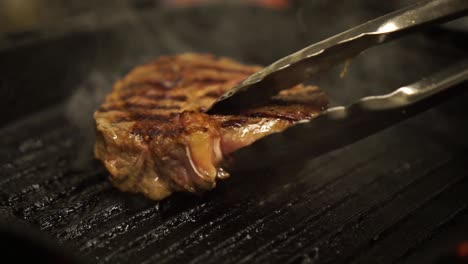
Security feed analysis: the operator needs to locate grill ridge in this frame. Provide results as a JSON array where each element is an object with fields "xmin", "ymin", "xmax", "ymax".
[
  {"xmin": 189, "ymin": 152, "xmax": 385, "ymax": 264},
  {"xmin": 100, "ymin": 203, "xmax": 216, "ymax": 262},
  {"xmin": 236, "ymin": 151, "xmax": 446, "ymax": 263},
  {"xmin": 79, "ymin": 204, "xmax": 161, "ymax": 252},
  {"xmin": 14, "ymin": 173, "xmax": 107, "ymax": 220},
  {"xmin": 294, "ymin": 157, "xmax": 467, "ymax": 264},
  {"xmin": 249, "ymin": 152, "xmax": 451, "ymax": 263},
  {"xmin": 54, "ymin": 202, "xmax": 127, "ymax": 241},
  {"xmin": 349, "ymin": 174, "xmax": 468, "ymax": 264}
]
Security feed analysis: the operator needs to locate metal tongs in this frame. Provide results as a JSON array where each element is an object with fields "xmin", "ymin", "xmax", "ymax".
[{"xmin": 207, "ymin": 0, "xmax": 468, "ymax": 171}]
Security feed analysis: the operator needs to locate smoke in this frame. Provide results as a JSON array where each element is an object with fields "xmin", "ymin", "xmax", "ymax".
[{"xmin": 65, "ymin": 70, "xmax": 114, "ymax": 170}]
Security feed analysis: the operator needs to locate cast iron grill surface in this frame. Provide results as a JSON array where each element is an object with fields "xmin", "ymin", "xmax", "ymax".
[
  {"xmin": 1, "ymin": 1, "xmax": 468, "ymax": 263},
  {"xmin": 2, "ymin": 99, "xmax": 468, "ymax": 264}
]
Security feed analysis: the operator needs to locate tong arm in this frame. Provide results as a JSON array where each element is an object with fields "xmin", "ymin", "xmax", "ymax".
[{"xmin": 208, "ymin": 0, "xmax": 468, "ymax": 114}]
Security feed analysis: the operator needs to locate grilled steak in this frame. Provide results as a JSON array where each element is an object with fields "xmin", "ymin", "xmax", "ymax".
[{"xmin": 94, "ymin": 53, "xmax": 328, "ymax": 200}]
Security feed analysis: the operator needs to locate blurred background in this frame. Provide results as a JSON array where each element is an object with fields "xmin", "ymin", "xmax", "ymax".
[{"xmin": 0, "ymin": 0, "xmax": 292, "ymax": 33}]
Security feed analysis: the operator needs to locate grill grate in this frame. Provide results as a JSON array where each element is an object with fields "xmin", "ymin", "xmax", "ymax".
[{"xmin": 1, "ymin": 101, "xmax": 467, "ymax": 263}]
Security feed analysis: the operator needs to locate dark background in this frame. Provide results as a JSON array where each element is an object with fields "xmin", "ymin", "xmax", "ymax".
[{"xmin": 1, "ymin": 0, "xmax": 468, "ymax": 263}]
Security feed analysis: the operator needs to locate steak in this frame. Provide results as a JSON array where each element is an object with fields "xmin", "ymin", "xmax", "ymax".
[{"xmin": 94, "ymin": 53, "xmax": 328, "ymax": 200}]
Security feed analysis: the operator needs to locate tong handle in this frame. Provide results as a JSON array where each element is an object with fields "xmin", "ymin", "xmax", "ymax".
[
  {"xmin": 208, "ymin": 0, "xmax": 468, "ymax": 114},
  {"xmin": 303, "ymin": 0, "xmax": 468, "ymax": 51}
]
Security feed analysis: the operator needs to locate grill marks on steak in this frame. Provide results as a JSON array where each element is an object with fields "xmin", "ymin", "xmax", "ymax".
[{"xmin": 94, "ymin": 53, "xmax": 328, "ymax": 200}]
